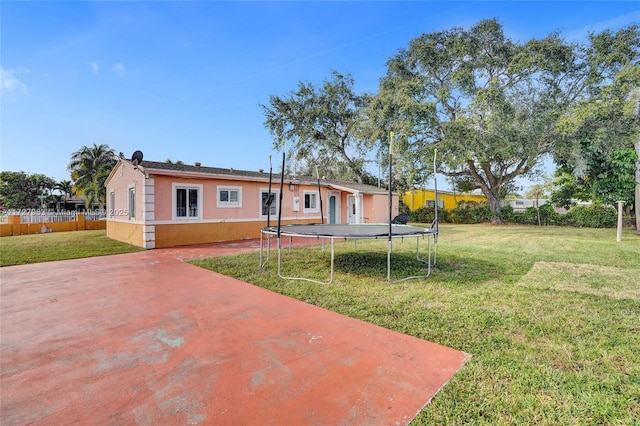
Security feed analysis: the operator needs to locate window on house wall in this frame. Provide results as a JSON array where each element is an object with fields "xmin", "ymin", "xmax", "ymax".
[
  {"xmin": 217, "ymin": 186, "xmax": 242, "ymax": 208},
  {"xmin": 109, "ymin": 191, "xmax": 115, "ymax": 218},
  {"xmin": 260, "ymin": 190, "xmax": 278, "ymax": 217},
  {"xmin": 303, "ymin": 191, "xmax": 318, "ymax": 213},
  {"xmin": 425, "ymin": 199, "xmax": 444, "ymax": 208},
  {"xmin": 173, "ymin": 183, "xmax": 203, "ymax": 220},
  {"xmin": 128, "ymin": 187, "xmax": 135, "ymax": 220},
  {"xmin": 176, "ymin": 188, "xmax": 198, "ymax": 218}
]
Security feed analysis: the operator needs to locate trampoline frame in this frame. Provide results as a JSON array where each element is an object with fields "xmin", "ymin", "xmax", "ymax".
[
  {"xmin": 259, "ymin": 223, "xmax": 438, "ymax": 284},
  {"xmin": 260, "ymin": 134, "xmax": 440, "ymax": 284}
]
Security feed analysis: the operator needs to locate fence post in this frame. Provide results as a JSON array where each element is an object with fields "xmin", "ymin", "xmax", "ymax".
[
  {"xmin": 9, "ymin": 215, "xmax": 21, "ymax": 236},
  {"xmin": 617, "ymin": 201, "xmax": 624, "ymax": 242},
  {"xmin": 78, "ymin": 213, "xmax": 86, "ymax": 231}
]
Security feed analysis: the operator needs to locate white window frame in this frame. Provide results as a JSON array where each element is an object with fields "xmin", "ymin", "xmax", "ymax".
[
  {"xmin": 303, "ymin": 190, "xmax": 319, "ymax": 213},
  {"xmin": 259, "ymin": 188, "xmax": 280, "ymax": 218},
  {"xmin": 127, "ymin": 185, "xmax": 135, "ymax": 220},
  {"xmin": 217, "ymin": 185, "xmax": 242, "ymax": 208},
  {"xmin": 425, "ymin": 199, "xmax": 444, "ymax": 209},
  {"xmin": 173, "ymin": 183, "xmax": 203, "ymax": 221},
  {"xmin": 109, "ymin": 191, "xmax": 115, "ymax": 218}
]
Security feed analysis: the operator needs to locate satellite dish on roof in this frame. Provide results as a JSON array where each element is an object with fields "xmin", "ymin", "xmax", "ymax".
[{"xmin": 131, "ymin": 150, "xmax": 143, "ymax": 167}]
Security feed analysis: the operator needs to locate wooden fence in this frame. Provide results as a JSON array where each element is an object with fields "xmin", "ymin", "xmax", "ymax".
[{"xmin": 0, "ymin": 214, "xmax": 106, "ymax": 237}]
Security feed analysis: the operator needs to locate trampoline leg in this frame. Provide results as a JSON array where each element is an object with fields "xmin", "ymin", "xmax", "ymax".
[
  {"xmin": 276, "ymin": 236, "xmax": 335, "ymax": 285},
  {"xmin": 259, "ymin": 230, "xmax": 271, "ymax": 269},
  {"xmin": 259, "ymin": 231, "xmax": 264, "ymax": 268}
]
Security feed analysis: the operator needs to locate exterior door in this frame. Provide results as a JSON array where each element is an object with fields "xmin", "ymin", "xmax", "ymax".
[
  {"xmin": 329, "ymin": 195, "xmax": 337, "ymax": 224},
  {"xmin": 347, "ymin": 195, "xmax": 356, "ymax": 224}
]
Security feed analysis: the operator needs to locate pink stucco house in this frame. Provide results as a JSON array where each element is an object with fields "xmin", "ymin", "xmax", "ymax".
[{"xmin": 105, "ymin": 159, "xmax": 398, "ymax": 249}]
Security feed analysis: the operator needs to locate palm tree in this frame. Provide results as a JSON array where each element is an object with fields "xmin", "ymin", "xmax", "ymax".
[
  {"xmin": 68, "ymin": 143, "xmax": 116, "ymax": 209},
  {"xmin": 82, "ymin": 164, "xmax": 113, "ymax": 210},
  {"xmin": 526, "ymin": 184, "xmax": 548, "ymax": 227},
  {"xmin": 165, "ymin": 159, "xmax": 184, "ymax": 165},
  {"xmin": 55, "ymin": 180, "xmax": 74, "ymax": 210}
]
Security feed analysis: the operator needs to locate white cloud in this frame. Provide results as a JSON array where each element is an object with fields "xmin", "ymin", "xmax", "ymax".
[
  {"xmin": 88, "ymin": 61, "xmax": 100, "ymax": 75},
  {"xmin": 564, "ymin": 11, "xmax": 640, "ymax": 41},
  {"xmin": 0, "ymin": 67, "xmax": 28, "ymax": 95},
  {"xmin": 112, "ymin": 62, "xmax": 125, "ymax": 78}
]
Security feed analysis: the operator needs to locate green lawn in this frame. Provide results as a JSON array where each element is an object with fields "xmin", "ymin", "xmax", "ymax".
[
  {"xmin": 190, "ymin": 224, "xmax": 640, "ymax": 425},
  {"xmin": 0, "ymin": 230, "xmax": 144, "ymax": 266}
]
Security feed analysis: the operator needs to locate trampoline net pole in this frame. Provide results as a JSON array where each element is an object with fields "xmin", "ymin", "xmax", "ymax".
[
  {"xmin": 388, "ymin": 131, "xmax": 394, "ymax": 282},
  {"xmin": 277, "ymin": 151, "xmax": 285, "ymax": 239},
  {"xmin": 316, "ymin": 165, "xmax": 324, "ymax": 224},
  {"xmin": 433, "ymin": 148, "xmax": 439, "ymax": 241},
  {"xmin": 267, "ymin": 155, "xmax": 272, "ymax": 229}
]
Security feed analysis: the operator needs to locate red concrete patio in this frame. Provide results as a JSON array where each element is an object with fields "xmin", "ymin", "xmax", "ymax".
[{"xmin": 1, "ymin": 240, "xmax": 469, "ymax": 425}]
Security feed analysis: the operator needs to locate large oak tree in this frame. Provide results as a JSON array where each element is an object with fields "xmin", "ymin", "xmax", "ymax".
[{"xmin": 368, "ymin": 19, "xmax": 637, "ymax": 222}]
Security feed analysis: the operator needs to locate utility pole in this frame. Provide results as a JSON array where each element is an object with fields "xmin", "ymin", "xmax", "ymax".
[{"xmin": 635, "ymin": 95, "xmax": 640, "ymax": 235}]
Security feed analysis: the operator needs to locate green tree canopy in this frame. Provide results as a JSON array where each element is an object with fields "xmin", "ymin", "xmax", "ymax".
[
  {"xmin": 260, "ymin": 71, "xmax": 373, "ymax": 184},
  {"xmin": 68, "ymin": 143, "xmax": 117, "ymax": 208},
  {"xmin": 367, "ymin": 19, "xmax": 638, "ymax": 223},
  {"xmin": 553, "ymin": 26, "xmax": 640, "ymax": 223},
  {"xmin": 0, "ymin": 171, "xmax": 57, "ymax": 210}
]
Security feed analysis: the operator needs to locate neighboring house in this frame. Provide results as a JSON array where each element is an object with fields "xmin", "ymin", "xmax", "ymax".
[
  {"xmin": 402, "ymin": 189, "xmax": 487, "ymax": 211},
  {"xmin": 504, "ymin": 198, "xmax": 548, "ymax": 212},
  {"xmin": 504, "ymin": 198, "xmax": 592, "ymax": 213},
  {"xmin": 105, "ymin": 159, "xmax": 398, "ymax": 249}
]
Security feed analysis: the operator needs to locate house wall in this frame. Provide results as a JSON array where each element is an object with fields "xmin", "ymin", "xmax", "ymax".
[
  {"xmin": 367, "ymin": 193, "xmax": 398, "ymax": 223},
  {"xmin": 107, "ymin": 169, "xmax": 355, "ymax": 248},
  {"xmin": 107, "ymin": 163, "xmax": 146, "ymax": 222},
  {"xmin": 152, "ymin": 218, "xmax": 320, "ymax": 248},
  {"xmin": 105, "ymin": 163, "xmax": 149, "ymax": 246},
  {"xmin": 402, "ymin": 189, "xmax": 487, "ymax": 211},
  {"xmin": 106, "ymin": 161, "xmax": 400, "ymax": 248},
  {"xmin": 107, "ymin": 221, "xmax": 144, "ymax": 246},
  {"xmin": 150, "ymin": 176, "xmax": 330, "ymax": 222}
]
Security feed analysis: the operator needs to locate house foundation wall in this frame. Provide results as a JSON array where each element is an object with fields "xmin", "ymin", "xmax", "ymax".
[
  {"xmin": 153, "ymin": 218, "xmax": 318, "ymax": 249},
  {"xmin": 107, "ymin": 221, "xmax": 144, "ymax": 247}
]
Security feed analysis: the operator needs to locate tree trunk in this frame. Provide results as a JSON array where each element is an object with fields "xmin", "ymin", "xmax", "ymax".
[{"xmin": 485, "ymin": 190, "xmax": 502, "ymax": 225}]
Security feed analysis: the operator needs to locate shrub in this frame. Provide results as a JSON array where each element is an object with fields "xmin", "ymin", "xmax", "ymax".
[
  {"xmin": 408, "ymin": 207, "xmax": 450, "ymax": 224},
  {"xmin": 498, "ymin": 205, "xmax": 516, "ymax": 223},
  {"xmin": 450, "ymin": 203, "xmax": 492, "ymax": 224},
  {"xmin": 406, "ymin": 202, "xmax": 617, "ymax": 228},
  {"xmin": 565, "ymin": 205, "xmax": 617, "ymax": 228},
  {"xmin": 539, "ymin": 204, "xmax": 567, "ymax": 226}
]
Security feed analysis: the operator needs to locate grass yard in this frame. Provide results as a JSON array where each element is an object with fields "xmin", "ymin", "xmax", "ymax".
[
  {"xmin": 190, "ymin": 224, "xmax": 640, "ymax": 425},
  {"xmin": 0, "ymin": 230, "xmax": 144, "ymax": 266}
]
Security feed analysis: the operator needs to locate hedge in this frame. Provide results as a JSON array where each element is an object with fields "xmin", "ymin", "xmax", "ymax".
[{"xmin": 407, "ymin": 203, "xmax": 621, "ymax": 229}]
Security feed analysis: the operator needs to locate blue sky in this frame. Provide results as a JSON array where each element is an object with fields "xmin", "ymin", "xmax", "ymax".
[{"xmin": 2, "ymin": 1, "xmax": 639, "ymax": 190}]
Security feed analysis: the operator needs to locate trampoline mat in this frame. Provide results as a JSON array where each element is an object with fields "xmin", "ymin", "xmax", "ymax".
[{"xmin": 263, "ymin": 223, "xmax": 434, "ymax": 238}]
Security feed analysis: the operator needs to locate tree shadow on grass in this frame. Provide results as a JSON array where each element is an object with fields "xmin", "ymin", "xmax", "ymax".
[{"xmin": 332, "ymin": 251, "xmax": 504, "ymax": 284}]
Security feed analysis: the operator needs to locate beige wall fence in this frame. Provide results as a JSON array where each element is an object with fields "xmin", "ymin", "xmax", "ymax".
[{"xmin": 0, "ymin": 210, "xmax": 106, "ymax": 237}]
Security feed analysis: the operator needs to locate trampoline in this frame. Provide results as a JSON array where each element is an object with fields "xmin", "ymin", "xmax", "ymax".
[
  {"xmin": 260, "ymin": 222, "xmax": 438, "ymax": 284},
  {"xmin": 260, "ymin": 133, "xmax": 440, "ymax": 284}
]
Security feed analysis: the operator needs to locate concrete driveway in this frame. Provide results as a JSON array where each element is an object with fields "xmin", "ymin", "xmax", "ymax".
[{"xmin": 1, "ymin": 240, "xmax": 469, "ymax": 425}]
